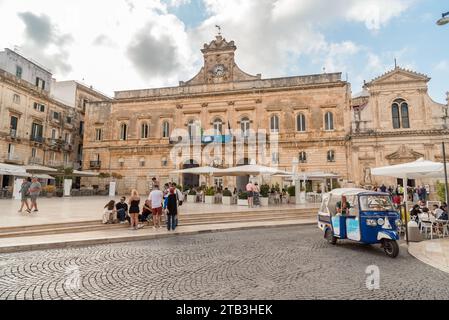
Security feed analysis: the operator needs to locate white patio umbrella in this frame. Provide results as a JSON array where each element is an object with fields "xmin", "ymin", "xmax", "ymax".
[
  {"xmin": 173, "ymin": 166, "xmax": 225, "ymax": 175},
  {"xmin": 214, "ymin": 164, "xmax": 288, "ymax": 177},
  {"xmin": 371, "ymin": 158, "xmax": 446, "ymax": 244}
]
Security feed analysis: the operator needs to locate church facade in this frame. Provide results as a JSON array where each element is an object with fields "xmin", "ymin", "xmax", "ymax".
[{"xmin": 81, "ymin": 35, "xmax": 448, "ymax": 194}]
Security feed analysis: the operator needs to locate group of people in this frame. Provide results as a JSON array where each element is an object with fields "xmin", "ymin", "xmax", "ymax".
[
  {"xmin": 373, "ymin": 184, "xmax": 429, "ymax": 203},
  {"xmin": 102, "ymin": 180, "xmax": 183, "ymax": 231},
  {"xmin": 410, "ymin": 200, "xmax": 449, "ymax": 222},
  {"xmin": 245, "ymin": 182, "xmax": 261, "ymax": 208},
  {"xmin": 18, "ymin": 177, "xmax": 42, "ymax": 213}
]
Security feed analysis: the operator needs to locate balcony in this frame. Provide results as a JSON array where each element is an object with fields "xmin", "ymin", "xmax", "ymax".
[
  {"xmin": 30, "ymin": 136, "xmax": 44, "ymax": 145},
  {"xmin": 9, "ymin": 129, "xmax": 17, "ymax": 139},
  {"xmin": 28, "ymin": 157, "xmax": 44, "ymax": 165},
  {"xmin": 89, "ymin": 161, "xmax": 101, "ymax": 169},
  {"xmin": 63, "ymin": 143, "xmax": 73, "ymax": 151}
]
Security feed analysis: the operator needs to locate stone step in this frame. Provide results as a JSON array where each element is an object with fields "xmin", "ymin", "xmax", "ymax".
[
  {"xmin": 0, "ymin": 208, "xmax": 314, "ymax": 234},
  {"xmin": 0, "ymin": 212, "xmax": 316, "ymax": 239}
]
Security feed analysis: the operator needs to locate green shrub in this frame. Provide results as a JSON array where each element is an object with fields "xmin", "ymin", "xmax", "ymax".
[
  {"xmin": 260, "ymin": 184, "xmax": 270, "ymax": 197},
  {"xmin": 436, "ymin": 181, "xmax": 447, "ymax": 202},
  {"xmin": 223, "ymin": 189, "xmax": 232, "ymax": 197},
  {"xmin": 287, "ymin": 186, "xmax": 296, "ymax": 197},
  {"xmin": 205, "ymin": 187, "xmax": 215, "ymax": 196},
  {"xmin": 238, "ymin": 192, "xmax": 248, "ymax": 200}
]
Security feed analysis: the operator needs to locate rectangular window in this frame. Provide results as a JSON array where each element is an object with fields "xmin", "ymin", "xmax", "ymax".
[
  {"xmin": 79, "ymin": 121, "xmax": 84, "ymax": 135},
  {"xmin": 95, "ymin": 128, "xmax": 103, "ymax": 141},
  {"xmin": 13, "ymin": 94, "xmax": 20, "ymax": 104},
  {"xmin": 66, "ymin": 116, "xmax": 72, "ymax": 124},
  {"xmin": 53, "ymin": 112, "xmax": 60, "ymax": 120},
  {"xmin": 31, "ymin": 148, "xmax": 37, "ymax": 158},
  {"xmin": 272, "ymin": 152, "xmax": 279, "ymax": 164},
  {"xmin": 31, "ymin": 123, "xmax": 43, "ymax": 141},
  {"xmin": 35, "ymin": 77, "xmax": 46, "ymax": 90},
  {"xmin": 10, "ymin": 116, "xmax": 18, "ymax": 130},
  {"xmin": 33, "ymin": 102, "xmax": 45, "ymax": 112},
  {"xmin": 82, "ymin": 99, "xmax": 89, "ymax": 113},
  {"xmin": 16, "ymin": 65, "xmax": 23, "ymax": 78}
]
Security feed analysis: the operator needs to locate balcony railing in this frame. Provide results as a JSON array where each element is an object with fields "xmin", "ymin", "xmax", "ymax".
[
  {"xmin": 90, "ymin": 161, "xmax": 101, "ymax": 169},
  {"xmin": 47, "ymin": 160, "xmax": 64, "ymax": 168},
  {"xmin": 28, "ymin": 157, "xmax": 44, "ymax": 165},
  {"xmin": 9, "ymin": 129, "xmax": 17, "ymax": 138},
  {"xmin": 7, "ymin": 153, "xmax": 20, "ymax": 161},
  {"xmin": 30, "ymin": 136, "xmax": 44, "ymax": 144}
]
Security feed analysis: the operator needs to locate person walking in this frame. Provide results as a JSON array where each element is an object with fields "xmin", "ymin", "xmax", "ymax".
[
  {"xmin": 246, "ymin": 181, "xmax": 254, "ymax": 208},
  {"xmin": 166, "ymin": 187, "xmax": 179, "ymax": 231},
  {"xmin": 18, "ymin": 177, "xmax": 32, "ymax": 213},
  {"xmin": 149, "ymin": 185, "xmax": 164, "ymax": 229},
  {"xmin": 29, "ymin": 177, "xmax": 42, "ymax": 213},
  {"xmin": 128, "ymin": 189, "xmax": 141, "ymax": 230}
]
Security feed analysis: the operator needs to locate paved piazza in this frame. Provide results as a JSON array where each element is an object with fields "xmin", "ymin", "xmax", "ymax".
[{"xmin": 0, "ymin": 225, "xmax": 448, "ymax": 300}]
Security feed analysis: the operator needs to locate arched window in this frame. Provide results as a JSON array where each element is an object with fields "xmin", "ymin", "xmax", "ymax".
[
  {"xmin": 119, "ymin": 123, "xmax": 127, "ymax": 141},
  {"xmin": 327, "ymin": 150, "xmax": 335, "ymax": 162},
  {"xmin": 162, "ymin": 121, "xmax": 170, "ymax": 138},
  {"xmin": 213, "ymin": 118, "xmax": 223, "ymax": 136},
  {"xmin": 270, "ymin": 115, "xmax": 279, "ymax": 133},
  {"xmin": 241, "ymin": 117, "xmax": 250, "ymax": 137},
  {"xmin": 297, "ymin": 113, "xmax": 306, "ymax": 132},
  {"xmin": 392, "ymin": 99, "xmax": 410, "ymax": 129},
  {"xmin": 324, "ymin": 112, "xmax": 334, "ymax": 131},
  {"xmin": 141, "ymin": 123, "xmax": 149, "ymax": 139},
  {"xmin": 298, "ymin": 151, "xmax": 307, "ymax": 163}
]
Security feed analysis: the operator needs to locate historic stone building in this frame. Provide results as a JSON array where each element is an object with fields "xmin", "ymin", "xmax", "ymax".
[
  {"xmin": 0, "ymin": 48, "xmax": 109, "ymax": 189},
  {"xmin": 83, "ymin": 36, "xmax": 351, "ymax": 194},
  {"xmin": 82, "ymin": 36, "xmax": 448, "ymax": 195},
  {"xmin": 350, "ymin": 67, "xmax": 449, "ymax": 187}
]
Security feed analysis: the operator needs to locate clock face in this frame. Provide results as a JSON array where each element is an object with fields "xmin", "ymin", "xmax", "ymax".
[{"xmin": 213, "ymin": 64, "xmax": 225, "ymax": 77}]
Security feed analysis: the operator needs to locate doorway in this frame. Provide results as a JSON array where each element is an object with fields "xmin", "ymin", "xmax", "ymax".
[{"xmin": 183, "ymin": 160, "xmax": 200, "ymax": 189}]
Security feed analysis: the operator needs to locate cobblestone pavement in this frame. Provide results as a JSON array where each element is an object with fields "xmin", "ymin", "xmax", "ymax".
[{"xmin": 0, "ymin": 225, "xmax": 448, "ymax": 300}]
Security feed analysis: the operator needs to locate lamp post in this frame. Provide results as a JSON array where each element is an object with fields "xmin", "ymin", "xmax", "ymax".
[{"xmin": 443, "ymin": 142, "xmax": 449, "ymax": 204}]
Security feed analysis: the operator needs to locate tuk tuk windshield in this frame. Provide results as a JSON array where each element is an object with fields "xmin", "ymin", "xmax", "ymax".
[{"xmin": 359, "ymin": 195, "xmax": 395, "ymax": 212}]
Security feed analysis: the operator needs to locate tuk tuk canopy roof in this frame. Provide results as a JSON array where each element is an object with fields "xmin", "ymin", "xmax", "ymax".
[{"xmin": 326, "ymin": 188, "xmax": 373, "ymax": 197}]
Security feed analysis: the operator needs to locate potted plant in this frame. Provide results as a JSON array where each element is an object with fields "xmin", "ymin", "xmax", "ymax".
[
  {"xmin": 204, "ymin": 187, "xmax": 215, "ymax": 204},
  {"xmin": 56, "ymin": 188, "xmax": 64, "ymax": 198},
  {"xmin": 44, "ymin": 185, "xmax": 56, "ymax": 198},
  {"xmin": 187, "ymin": 189, "xmax": 197, "ymax": 203},
  {"xmin": 222, "ymin": 189, "xmax": 233, "ymax": 205},
  {"xmin": 238, "ymin": 191, "xmax": 248, "ymax": 206},
  {"xmin": 287, "ymin": 185, "xmax": 296, "ymax": 204},
  {"xmin": 260, "ymin": 184, "xmax": 270, "ymax": 206}
]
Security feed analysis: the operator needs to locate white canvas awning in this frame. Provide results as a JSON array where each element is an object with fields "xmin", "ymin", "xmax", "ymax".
[
  {"xmin": 214, "ymin": 165, "xmax": 289, "ymax": 177},
  {"xmin": 72, "ymin": 170, "xmax": 100, "ymax": 177},
  {"xmin": 0, "ymin": 163, "xmax": 27, "ymax": 176},
  {"xmin": 24, "ymin": 165, "xmax": 58, "ymax": 173},
  {"xmin": 371, "ymin": 158, "xmax": 445, "ymax": 179},
  {"xmin": 173, "ymin": 166, "xmax": 224, "ymax": 175}
]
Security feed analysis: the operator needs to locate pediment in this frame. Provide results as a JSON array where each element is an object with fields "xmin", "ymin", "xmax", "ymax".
[
  {"xmin": 366, "ymin": 67, "xmax": 430, "ymax": 87},
  {"xmin": 385, "ymin": 145, "xmax": 424, "ymax": 164}
]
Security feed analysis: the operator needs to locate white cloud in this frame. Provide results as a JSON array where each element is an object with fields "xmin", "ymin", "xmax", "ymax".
[
  {"xmin": 0, "ymin": 0, "xmax": 415, "ymax": 95},
  {"xmin": 435, "ymin": 60, "xmax": 449, "ymax": 71}
]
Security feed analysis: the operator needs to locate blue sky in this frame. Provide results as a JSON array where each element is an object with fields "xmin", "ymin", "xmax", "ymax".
[
  {"xmin": 166, "ymin": 0, "xmax": 448, "ymax": 102},
  {"xmin": 0, "ymin": 0, "xmax": 447, "ymax": 102}
]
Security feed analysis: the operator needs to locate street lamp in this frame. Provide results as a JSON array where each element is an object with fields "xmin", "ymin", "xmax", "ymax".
[{"xmin": 437, "ymin": 12, "xmax": 449, "ymax": 26}]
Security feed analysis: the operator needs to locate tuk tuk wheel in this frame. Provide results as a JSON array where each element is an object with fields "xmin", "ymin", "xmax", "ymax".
[
  {"xmin": 382, "ymin": 240, "xmax": 399, "ymax": 258},
  {"xmin": 325, "ymin": 229, "xmax": 338, "ymax": 245}
]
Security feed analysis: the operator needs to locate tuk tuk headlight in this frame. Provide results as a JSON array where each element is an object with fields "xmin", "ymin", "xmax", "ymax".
[
  {"xmin": 377, "ymin": 218, "xmax": 385, "ymax": 226},
  {"xmin": 395, "ymin": 219, "xmax": 402, "ymax": 227},
  {"xmin": 366, "ymin": 219, "xmax": 377, "ymax": 227}
]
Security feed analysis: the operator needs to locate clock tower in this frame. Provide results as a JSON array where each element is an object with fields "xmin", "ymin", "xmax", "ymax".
[{"xmin": 181, "ymin": 35, "xmax": 261, "ymax": 86}]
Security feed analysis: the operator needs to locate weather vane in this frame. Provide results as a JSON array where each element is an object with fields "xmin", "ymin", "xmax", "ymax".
[{"xmin": 215, "ymin": 25, "xmax": 222, "ymax": 36}]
